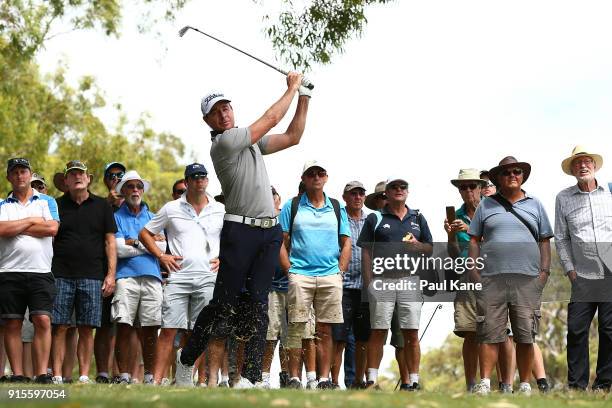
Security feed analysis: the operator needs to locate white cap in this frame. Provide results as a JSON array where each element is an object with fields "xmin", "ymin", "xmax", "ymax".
[
  {"xmin": 302, "ymin": 160, "xmax": 327, "ymax": 175},
  {"xmin": 385, "ymin": 175, "xmax": 409, "ymax": 188},
  {"xmin": 115, "ymin": 170, "xmax": 151, "ymax": 194},
  {"xmin": 201, "ymin": 91, "xmax": 231, "ymax": 116}
]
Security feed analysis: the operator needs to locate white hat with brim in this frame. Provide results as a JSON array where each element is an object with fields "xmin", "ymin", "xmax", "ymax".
[
  {"xmin": 561, "ymin": 145, "xmax": 603, "ymax": 175},
  {"xmin": 385, "ymin": 175, "xmax": 409, "ymax": 188},
  {"xmin": 302, "ymin": 160, "xmax": 327, "ymax": 175},
  {"xmin": 451, "ymin": 168, "xmax": 487, "ymax": 188},
  {"xmin": 201, "ymin": 92, "xmax": 231, "ymax": 116},
  {"xmin": 115, "ymin": 170, "xmax": 151, "ymax": 194}
]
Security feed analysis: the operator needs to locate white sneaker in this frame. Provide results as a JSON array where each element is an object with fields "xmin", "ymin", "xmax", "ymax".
[
  {"xmin": 306, "ymin": 379, "xmax": 319, "ymax": 389},
  {"xmin": 518, "ymin": 382, "xmax": 532, "ymax": 396},
  {"xmin": 78, "ymin": 375, "xmax": 92, "ymax": 384},
  {"xmin": 254, "ymin": 380, "xmax": 271, "ymax": 389},
  {"xmin": 218, "ymin": 380, "xmax": 229, "ymax": 388},
  {"xmin": 233, "ymin": 377, "xmax": 254, "ymax": 389},
  {"xmin": 472, "ymin": 379, "xmax": 491, "ymax": 395},
  {"xmin": 174, "ymin": 349, "xmax": 194, "ymax": 387},
  {"xmin": 52, "ymin": 376, "xmax": 63, "ymax": 385},
  {"xmin": 160, "ymin": 377, "xmax": 171, "ymax": 386}
]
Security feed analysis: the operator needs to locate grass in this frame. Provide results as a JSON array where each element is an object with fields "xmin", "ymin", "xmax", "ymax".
[{"xmin": 1, "ymin": 385, "xmax": 611, "ymax": 408}]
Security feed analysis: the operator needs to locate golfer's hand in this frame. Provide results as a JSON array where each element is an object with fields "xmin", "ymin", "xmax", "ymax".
[
  {"xmin": 159, "ymin": 254, "xmax": 182, "ymax": 273},
  {"xmin": 210, "ymin": 258, "xmax": 220, "ymax": 273},
  {"xmin": 286, "ymin": 71, "xmax": 302, "ymax": 92},
  {"xmin": 102, "ymin": 274, "xmax": 116, "ymax": 297}
]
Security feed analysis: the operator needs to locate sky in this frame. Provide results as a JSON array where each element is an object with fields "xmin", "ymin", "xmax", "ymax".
[{"xmin": 37, "ymin": 0, "xmax": 612, "ymax": 384}]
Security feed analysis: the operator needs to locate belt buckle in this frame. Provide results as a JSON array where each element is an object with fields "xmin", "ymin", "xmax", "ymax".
[
  {"xmin": 249, "ymin": 218, "xmax": 256, "ymax": 227},
  {"xmin": 261, "ymin": 218, "xmax": 272, "ymax": 229}
]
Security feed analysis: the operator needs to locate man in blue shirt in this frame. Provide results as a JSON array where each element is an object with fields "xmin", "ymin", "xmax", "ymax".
[
  {"xmin": 279, "ymin": 161, "xmax": 351, "ymax": 389},
  {"xmin": 112, "ymin": 170, "xmax": 164, "ymax": 384}
]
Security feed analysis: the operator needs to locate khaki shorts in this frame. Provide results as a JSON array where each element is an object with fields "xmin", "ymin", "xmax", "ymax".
[
  {"xmin": 475, "ymin": 274, "xmax": 544, "ymax": 344},
  {"xmin": 112, "ymin": 276, "xmax": 163, "ymax": 327},
  {"xmin": 161, "ymin": 273, "xmax": 216, "ymax": 330},
  {"xmin": 287, "ymin": 273, "xmax": 343, "ymax": 323},
  {"xmin": 453, "ymin": 278, "xmax": 478, "ymax": 337},
  {"xmin": 266, "ymin": 290, "xmax": 288, "ymax": 344},
  {"xmin": 303, "ymin": 307, "xmax": 316, "ymax": 339}
]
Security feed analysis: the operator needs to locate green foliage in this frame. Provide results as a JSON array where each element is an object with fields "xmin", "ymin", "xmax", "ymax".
[
  {"xmin": 263, "ymin": 0, "xmax": 394, "ymax": 70},
  {"xmin": 0, "ymin": 0, "xmax": 189, "ymax": 210}
]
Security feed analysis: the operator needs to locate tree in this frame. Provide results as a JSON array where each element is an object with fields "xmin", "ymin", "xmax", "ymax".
[{"xmin": 263, "ymin": 0, "xmax": 394, "ymax": 70}]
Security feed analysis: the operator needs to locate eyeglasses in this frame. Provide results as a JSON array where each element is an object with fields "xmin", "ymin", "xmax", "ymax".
[
  {"xmin": 174, "ymin": 188, "xmax": 187, "ymax": 195},
  {"xmin": 484, "ymin": 182, "xmax": 495, "ymax": 188},
  {"xmin": 458, "ymin": 183, "xmax": 479, "ymax": 191},
  {"xmin": 31, "ymin": 183, "xmax": 46, "ymax": 191},
  {"xmin": 388, "ymin": 184, "xmax": 408, "ymax": 191},
  {"xmin": 188, "ymin": 173, "xmax": 207, "ymax": 180},
  {"xmin": 500, "ymin": 168, "xmax": 523, "ymax": 177},
  {"xmin": 124, "ymin": 183, "xmax": 144, "ymax": 191},
  {"xmin": 572, "ymin": 157, "xmax": 594, "ymax": 167},
  {"xmin": 304, "ymin": 169, "xmax": 327, "ymax": 178},
  {"xmin": 348, "ymin": 190, "xmax": 366, "ymax": 197},
  {"xmin": 105, "ymin": 172, "xmax": 124, "ymax": 180}
]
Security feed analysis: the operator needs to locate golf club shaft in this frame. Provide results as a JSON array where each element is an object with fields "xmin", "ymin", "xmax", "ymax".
[{"xmin": 180, "ymin": 26, "xmax": 314, "ymax": 90}]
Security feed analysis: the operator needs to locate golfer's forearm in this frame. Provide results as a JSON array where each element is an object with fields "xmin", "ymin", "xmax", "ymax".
[{"xmin": 284, "ymin": 96, "xmax": 309, "ymax": 146}]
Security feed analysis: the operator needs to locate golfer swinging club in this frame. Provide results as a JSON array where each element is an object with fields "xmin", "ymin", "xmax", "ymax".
[{"xmin": 177, "ymin": 72, "xmax": 311, "ymax": 387}]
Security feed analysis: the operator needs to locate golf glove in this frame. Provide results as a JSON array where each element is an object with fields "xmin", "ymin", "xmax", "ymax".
[{"xmin": 299, "ymin": 85, "xmax": 312, "ymax": 98}]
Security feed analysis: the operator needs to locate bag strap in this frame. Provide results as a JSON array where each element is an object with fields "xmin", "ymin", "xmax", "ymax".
[
  {"xmin": 289, "ymin": 195, "xmax": 342, "ymax": 247},
  {"xmin": 489, "ymin": 193, "xmax": 539, "ymax": 242}
]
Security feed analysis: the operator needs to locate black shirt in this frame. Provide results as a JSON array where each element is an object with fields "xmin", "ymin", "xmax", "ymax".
[{"xmin": 52, "ymin": 192, "xmax": 117, "ymax": 280}]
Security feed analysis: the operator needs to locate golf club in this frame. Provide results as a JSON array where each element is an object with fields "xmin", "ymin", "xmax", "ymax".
[{"xmin": 178, "ymin": 25, "xmax": 314, "ymax": 90}]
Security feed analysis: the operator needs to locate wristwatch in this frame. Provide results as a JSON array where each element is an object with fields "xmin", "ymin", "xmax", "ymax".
[{"xmin": 132, "ymin": 239, "xmax": 140, "ymax": 249}]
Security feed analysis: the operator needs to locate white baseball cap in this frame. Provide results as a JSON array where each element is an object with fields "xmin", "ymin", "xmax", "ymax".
[
  {"xmin": 201, "ymin": 91, "xmax": 231, "ymax": 116},
  {"xmin": 385, "ymin": 175, "xmax": 409, "ymax": 188},
  {"xmin": 302, "ymin": 160, "xmax": 327, "ymax": 175},
  {"xmin": 115, "ymin": 170, "xmax": 151, "ymax": 194}
]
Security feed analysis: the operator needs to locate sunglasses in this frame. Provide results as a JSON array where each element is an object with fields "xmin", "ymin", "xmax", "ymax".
[
  {"xmin": 105, "ymin": 172, "xmax": 124, "ymax": 180},
  {"xmin": 188, "ymin": 173, "xmax": 208, "ymax": 180},
  {"xmin": 484, "ymin": 182, "xmax": 495, "ymax": 188},
  {"xmin": 174, "ymin": 188, "xmax": 187, "ymax": 195},
  {"xmin": 124, "ymin": 183, "xmax": 144, "ymax": 191},
  {"xmin": 388, "ymin": 184, "xmax": 408, "ymax": 191},
  {"xmin": 304, "ymin": 169, "xmax": 327, "ymax": 178},
  {"xmin": 32, "ymin": 183, "xmax": 46, "ymax": 191},
  {"xmin": 458, "ymin": 183, "xmax": 479, "ymax": 191},
  {"xmin": 500, "ymin": 168, "xmax": 523, "ymax": 177}
]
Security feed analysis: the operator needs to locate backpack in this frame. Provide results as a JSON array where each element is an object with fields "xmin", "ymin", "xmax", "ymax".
[{"xmin": 288, "ymin": 195, "xmax": 342, "ymax": 247}]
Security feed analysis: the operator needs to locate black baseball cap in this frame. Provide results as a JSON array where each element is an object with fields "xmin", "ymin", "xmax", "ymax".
[
  {"xmin": 7, "ymin": 158, "xmax": 31, "ymax": 173},
  {"xmin": 184, "ymin": 163, "xmax": 208, "ymax": 178}
]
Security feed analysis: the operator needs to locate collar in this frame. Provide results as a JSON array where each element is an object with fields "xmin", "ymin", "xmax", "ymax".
[
  {"xmin": 180, "ymin": 192, "xmax": 216, "ymax": 208},
  {"xmin": 63, "ymin": 191, "xmax": 94, "ymax": 204},
  {"xmin": 570, "ymin": 180, "xmax": 605, "ymax": 195},
  {"xmin": 210, "ymin": 126, "xmax": 238, "ymax": 141},
  {"xmin": 118, "ymin": 201, "xmax": 149, "ymax": 216},
  {"xmin": 6, "ymin": 189, "xmax": 39, "ymax": 203},
  {"xmin": 299, "ymin": 192, "xmax": 333, "ymax": 209},
  {"xmin": 380, "ymin": 204, "xmax": 418, "ymax": 218},
  {"xmin": 497, "ymin": 189, "xmax": 532, "ymax": 202}
]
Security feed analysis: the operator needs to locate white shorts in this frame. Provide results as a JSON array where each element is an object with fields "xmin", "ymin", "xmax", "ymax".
[
  {"xmin": 111, "ymin": 276, "xmax": 163, "ymax": 327},
  {"xmin": 368, "ymin": 277, "xmax": 423, "ymax": 330}
]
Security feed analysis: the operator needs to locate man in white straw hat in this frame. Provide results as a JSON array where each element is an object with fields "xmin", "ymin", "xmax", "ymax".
[
  {"xmin": 555, "ymin": 145, "xmax": 612, "ymax": 392},
  {"xmin": 111, "ymin": 170, "xmax": 164, "ymax": 384}
]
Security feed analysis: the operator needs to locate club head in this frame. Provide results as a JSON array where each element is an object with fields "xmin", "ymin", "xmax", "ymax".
[{"xmin": 178, "ymin": 26, "xmax": 191, "ymax": 37}]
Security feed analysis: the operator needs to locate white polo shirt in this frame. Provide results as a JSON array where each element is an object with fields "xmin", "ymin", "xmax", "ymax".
[
  {"xmin": 0, "ymin": 191, "xmax": 60, "ymax": 273},
  {"xmin": 145, "ymin": 193, "xmax": 224, "ymax": 279}
]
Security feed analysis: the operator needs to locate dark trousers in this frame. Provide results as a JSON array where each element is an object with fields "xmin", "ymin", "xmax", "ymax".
[
  {"xmin": 343, "ymin": 330, "xmax": 356, "ymax": 387},
  {"xmin": 181, "ymin": 222, "xmax": 282, "ymax": 383},
  {"xmin": 567, "ymin": 276, "xmax": 612, "ymax": 389}
]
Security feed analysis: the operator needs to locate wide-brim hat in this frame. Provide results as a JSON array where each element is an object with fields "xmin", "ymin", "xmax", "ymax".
[
  {"xmin": 450, "ymin": 168, "xmax": 487, "ymax": 188},
  {"xmin": 364, "ymin": 180, "xmax": 386, "ymax": 210},
  {"xmin": 561, "ymin": 145, "xmax": 603, "ymax": 175},
  {"xmin": 488, "ymin": 156, "xmax": 531, "ymax": 187},
  {"xmin": 115, "ymin": 170, "xmax": 151, "ymax": 194}
]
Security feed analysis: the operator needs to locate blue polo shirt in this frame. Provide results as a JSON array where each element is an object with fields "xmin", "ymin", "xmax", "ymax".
[
  {"xmin": 279, "ymin": 194, "xmax": 351, "ymax": 277},
  {"xmin": 115, "ymin": 202, "xmax": 161, "ymax": 281},
  {"xmin": 357, "ymin": 205, "xmax": 433, "ymax": 275},
  {"xmin": 468, "ymin": 192, "xmax": 553, "ymax": 276}
]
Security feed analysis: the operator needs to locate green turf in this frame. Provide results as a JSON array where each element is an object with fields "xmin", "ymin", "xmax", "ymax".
[{"xmin": 1, "ymin": 385, "xmax": 611, "ymax": 407}]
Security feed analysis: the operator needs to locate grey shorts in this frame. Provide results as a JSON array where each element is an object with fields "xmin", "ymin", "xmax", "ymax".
[
  {"xmin": 475, "ymin": 274, "xmax": 544, "ymax": 344},
  {"xmin": 368, "ymin": 278, "xmax": 423, "ymax": 330},
  {"xmin": 161, "ymin": 273, "xmax": 216, "ymax": 330}
]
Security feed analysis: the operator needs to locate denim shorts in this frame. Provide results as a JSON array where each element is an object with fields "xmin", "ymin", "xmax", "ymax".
[{"xmin": 53, "ymin": 278, "xmax": 103, "ymax": 327}]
